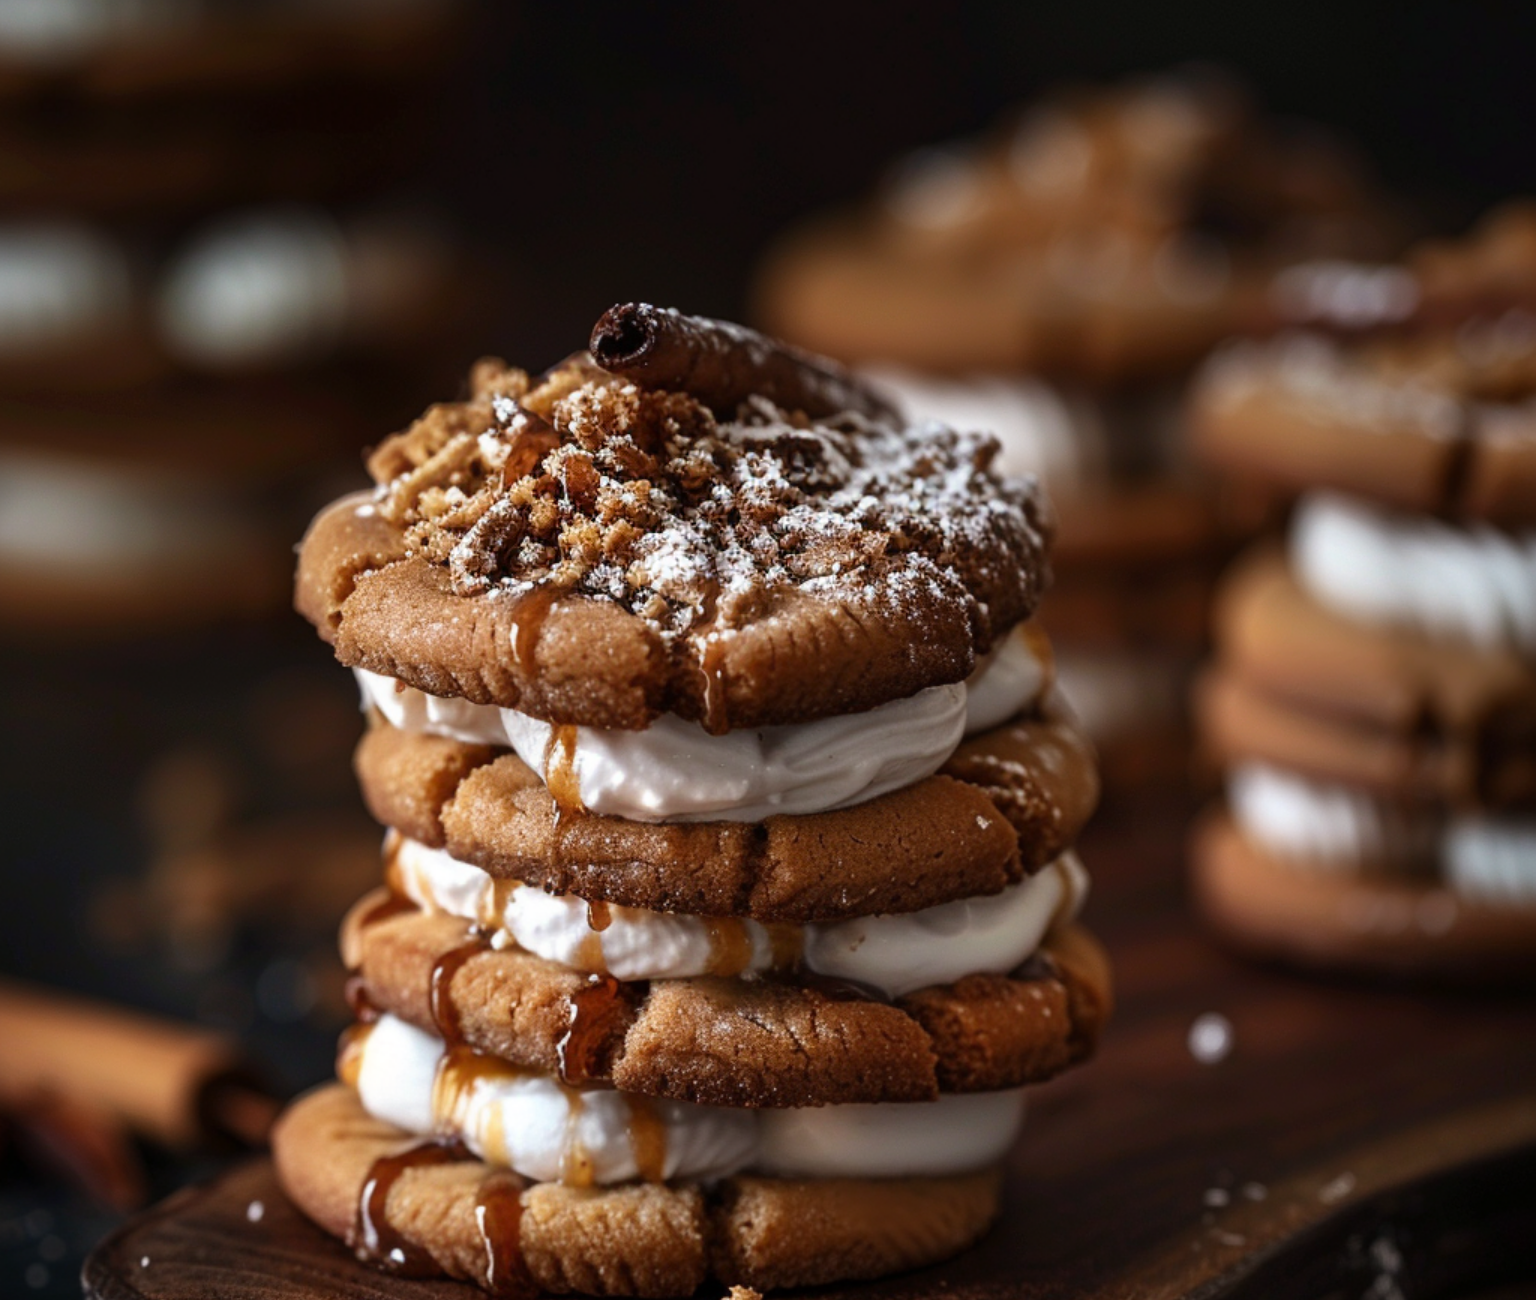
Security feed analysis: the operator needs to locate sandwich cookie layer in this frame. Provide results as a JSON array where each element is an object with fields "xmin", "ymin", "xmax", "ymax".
[
  {"xmin": 352, "ymin": 708, "xmax": 1099, "ymax": 921},
  {"xmin": 342, "ymin": 899, "xmax": 1113, "ymax": 1107},
  {"xmin": 347, "ymin": 1013, "xmax": 1027, "ymax": 1184},
  {"xmin": 1192, "ymin": 813, "xmax": 1536, "ymax": 981},
  {"xmin": 274, "ymin": 1083, "xmax": 1005, "ymax": 1296},
  {"xmin": 355, "ymin": 619, "xmax": 1052, "ymax": 823}
]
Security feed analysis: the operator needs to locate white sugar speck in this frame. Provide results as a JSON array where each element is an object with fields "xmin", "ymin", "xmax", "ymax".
[
  {"xmin": 1319, "ymin": 1171, "xmax": 1357, "ymax": 1204},
  {"xmin": 1189, "ymin": 1012, "xmax": 1233, "ymax": 1064},
  {"xmin": 246, "ymin": 1200, "xmax": 265, "ymax": 1223},
  {"xmin": 140, "ymin": 1256, "xmax": 151, "ymax": 1269}
]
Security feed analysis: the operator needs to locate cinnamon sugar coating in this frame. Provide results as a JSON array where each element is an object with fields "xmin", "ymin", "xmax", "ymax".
[{"xmin": 297, "ymin": 326, "xmax": 1052, "ymax": 731}]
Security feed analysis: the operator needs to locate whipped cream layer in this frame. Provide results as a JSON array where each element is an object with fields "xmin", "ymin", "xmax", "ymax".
[
  {"xmin": 358, "ymin": 620, "xmax": 1051, "ymax": 824},
  {"xmin": 1292, "ymin": 491, "xmax": 1536, "ymax": 655},
  {"xmin": 391, "ymin": 836, "xmax": 1087, "ymax": 998},
  {"xmin": 1231, "ymin": 762, "xmax": 1536, "ymax": 904},
  {"xmin": 351, "ymin": 1014, "xmax": 1026, "ymax": 1185}
]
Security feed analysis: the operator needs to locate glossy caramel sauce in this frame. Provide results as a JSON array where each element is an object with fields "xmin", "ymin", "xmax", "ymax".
[
  {"xmin": 509, "ymin": 584, "xmax": 560, "ymax": 675},
  {"xmin": 558, "ymin": 1087, "xmax": 595, "ymax": 1188},
  {"xmin": 336, "ymin": 1022, "xmax": 373, "ymax": 1089},
  {"xmin": 500, "ymin": 406, "xmax": 559, "ymax": 487},
  {"xmin": 432, "ymin": 1044, "xmax": 528, "ymax": 1135},
  {"xmin": 586, "ymin": 899, "xmax": 613, "ymax": 932},
  {"xmin": 702, "ymin": 916, "xmax": 755, "ymax": 977},
  {"xmin": 766, "ymin": 922, "xmax": 805, "ymax": 971},
  {"xmin": 474, "ymin": 1169, "xmax": 534, "ymax": 1298},
  {"xmin": 625, "ymin": 1094, "xmax": 669, "ymax": 1184},
  {"xmin": 557, "ymin": 975, "xmax": 624, "ymax": 1084},
  {"xmin": 344, "ymin": 974, "xmax": 381, "ymax": 1023},
  {"xmin": 429, "ymin": 935, "xmax": 491, "ymax": 1048},
  {"xmin": 543, "ymin": 723, "xmax": 583, "ymax": 816},
  {"xmin": 353, "ymin": 1141, "xmax": 472, "ymax": 1275},
  {"xmin": 480, "ymin": 876, "xmax": 519, "ymax": 933}
]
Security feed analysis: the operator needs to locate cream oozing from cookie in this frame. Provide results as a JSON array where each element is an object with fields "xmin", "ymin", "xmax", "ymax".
[
  {"xmin": 1292, "ymin": 491, "xmax": 1536, "ymax": 655},
  {"xmin": 1232, "ymin": 762, "xmax": 1536, "ymax": 902},
  {"xmin": 351, "ymin": 1013, "xmax": 1026, "ymax": 1184},
  {"xmin": 389, "ymin": 835, "xmax": 1087, "ymax": 997},
  {"xmin": 356, "ymin": 620, "xmax": 1051, "ymax": 823}
]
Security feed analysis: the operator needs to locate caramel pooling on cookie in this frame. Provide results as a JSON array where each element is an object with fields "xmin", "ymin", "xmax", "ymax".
[{"xmin": 590, "ymin": 302, "xmax": 899, "ymax": 423}]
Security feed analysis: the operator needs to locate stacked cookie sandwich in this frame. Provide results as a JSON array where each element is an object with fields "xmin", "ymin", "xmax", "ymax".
[
  {"xmin": 1190, "ymin": 206, "xmax": 1536, "ymax": 980},
  {"xmin": 273, "ymin": 305, "xmax": 1112, "ymax": 1295},
  {"xmin": 755, "ymin": 70, "xmax": 1401, "ymax": 788}
]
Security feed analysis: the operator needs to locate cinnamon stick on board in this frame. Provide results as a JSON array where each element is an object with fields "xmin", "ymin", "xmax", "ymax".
[
  {"xmin": 590, "ymin": 302, "xmax": 900, "ymax": 423},
  {"xmin": 0, "ymin": 980, "xmax": 278, "ymax": 1151}
]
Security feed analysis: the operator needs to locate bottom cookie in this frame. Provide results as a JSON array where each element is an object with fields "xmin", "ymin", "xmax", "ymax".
[
  {"xmin": 1191, "ymin": 813, "xmax": 1536, "ymax": 983},
  {"xmin": 274, "ymin": 1083, "xmax": 1004, "ymax": 1297}
]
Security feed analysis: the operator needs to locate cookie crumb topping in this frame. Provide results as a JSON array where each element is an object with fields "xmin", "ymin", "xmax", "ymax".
[{"xmin": 368, "ymin": 356, "xmax": 1050, "ymax": 641}]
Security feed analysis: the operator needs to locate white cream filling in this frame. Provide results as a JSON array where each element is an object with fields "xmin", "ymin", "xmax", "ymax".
[
  {"xmin": 391, "ymin": 836, "xmax": 1087, "ymax": 998},
  {"xmin": 1231, "ymin": 762, "xmax": 1536, "ymax": 905},
  {"xmin": 356, "ymin": 620, "xmax": 1049, "ymax": 824},
  {"xmin": 353, "ymin": 1014, "xmax": 1025, "ymax": 1185},
  {"xmin": 157, "ymin": 209, "xmax": 351, "ymax": 367},
  {"xmin": 1291, "ymin": 491, "xmax": 1536, "ymax": 655}
]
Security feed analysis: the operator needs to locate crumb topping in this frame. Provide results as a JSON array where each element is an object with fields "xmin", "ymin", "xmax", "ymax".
[{"xmin": 368, "ymin": 358, "xmax": 1050, "ymax": 641}]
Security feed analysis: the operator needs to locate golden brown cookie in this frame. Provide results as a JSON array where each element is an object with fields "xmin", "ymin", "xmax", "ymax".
[
  {"xmin": 341, "ymin": 899, "xmax": 1111, "ymax": 1107},
  {"xmin": 1191, "ymin": 813, "xmax": 1536, "ymax": 982},
  {"xmin": 274, "ymin": 1083, "xmax": 1004, "ymax": 1297},
  {"xmin": 1192, "ymin": 333, "xmax": 1536, "ymax": 528},
  {"xmin": 352, "ymin": 710, "xmax": 1098, "ymax": 922},
  {"xmin": 1201, "ymin": 551, "xmax": 1536, "ymax": 809},
  {"xmin": 295, "ymin": 322, "xmax": 1053, "ymax": 734}
]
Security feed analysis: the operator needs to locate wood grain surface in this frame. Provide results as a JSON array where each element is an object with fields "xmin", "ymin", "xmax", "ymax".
[{"xmin": 83, "ymin": 801, "xmax": 1536, "ymax": 1299}]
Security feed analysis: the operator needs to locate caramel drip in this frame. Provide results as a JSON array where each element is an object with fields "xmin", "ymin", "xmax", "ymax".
[
  {"xmin": 336, "ymin": 1022, "xmax": 373, "ymax": 1089},
  {"xmin": 703, "ymin": 916, "xmax": 755, "ymax": 977},
  {"xmin": 625, "ymin": 1094, "xmax": 669, "ymax": 1184},
  {"xmin": 501, "ymin": 405, "xmax": 559, "ymax": 486},
  {"xmin": 474, "ymin": 1170, "xmax": 534, "ymax": 1299},
  {"xmin": 691, "ymin": 578, "xmax": 731, "ymax": 735},
  {"xmin": 543, "ymin": 723, "xmax": 583, "ymax": 815},
  {"xmin": 574, "ymin": 899, "xmax": 612, "ymax": 974},
  {"xmin": 358, "ymin": 890, "xmax": 416, "ymax": 931},
  {"xmin": 430, "ymin": 935, "xmax": 491, "ymax": 1048},
  {"xmin": 765, "ymin": 923, "xmax": 805, "ymax": 972},
  {"xmin": 345, "ymin": 974, "xmax": 381, "ymax": 1023},
  {"xmin": 586, "ymin": 900, "xmax": 613, "ymax": 932},
  {"xmin": 509, "ymin": 585, "xmax": 560, "ymax": 675},
  {"xmin": 353, "ymin": 1141, "xmax": 471, "ymax": 1275},
  {"xmin": 559, "ymin": 1088, "xmax": 595, "ymax": 1188},
  {"xmin": 557, "ymin": 975, "xmax": 624, "ymax": 1084},
  {"xmin": 480, "ymin": 876, "xmax": 519, "ymax": 934},
  {"xmin": 432, "ymin": 1045, "xmax": 528, "ymax": 1135}
]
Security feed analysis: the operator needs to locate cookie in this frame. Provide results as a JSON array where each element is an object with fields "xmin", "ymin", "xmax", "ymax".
[
  {"xmin": 1191, "ymin": 331, "xmax": 1536, "ymax": 529},
  {"xmin": 341, "ymin": 897, "xmax": 1111, "ymax": 1106},
  {"xmin": 351, "ymin": 709, "xmax": 1097, "ymax": 922},
  {"xmin": 273, "ymin": 1083, "xmax": 1004, "ymax": 1296},
  {"xmin": 1191, "ymin": 813, "xmax": 1536, "ymax": 982},
  {"xmin": 1202, "ymin": 550, "xmax": 1536, "ymax": 809},
  {"xmin": 296, "ymin": 313, "xmax": 1053, "ymax": 734}
]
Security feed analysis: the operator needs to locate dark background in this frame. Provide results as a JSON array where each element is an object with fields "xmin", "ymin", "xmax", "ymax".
[
  {"xmin": 443, "ymin": 1, "xmax": 1536, "ymax": 367},
  {"xmin": 4, "ymin": 3, "xmax": 1536, "ymax": 1295}
]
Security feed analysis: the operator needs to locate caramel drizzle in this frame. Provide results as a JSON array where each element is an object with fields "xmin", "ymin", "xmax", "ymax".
[
  {"xmin": 559, "ymin": 1087, "xmax": 595, "ymax": 1188},
  {"xmin": 625, "ymin": 1094, "xmax": 669, "ymax": 1184},
  {"xmin": 543, "ymin": 723, "xmax": 584, "ymax": 817},
  {"xmin": 500, "ymin": 405, "xmax": 559, "ymax": 486},
  {"xmin": 336, "ymin": 1022, "xmax": 374, "ymax": 1089},
  {"xmin": 701, "ymin": 917, "xmax": 755, "ymax": 977},
  {"xmin": 557, "ymin": 974, "xmax": 624, "ymax": 1084},
  {"xmin": 574, "ymin": 898, "xmax": 610, "ymax": 975},
  {"xmin": 432, "ymin": 1044, "xmax": 528, "ymax": 1135},
  {"xmin": 474, "ymin": 1170, "xmax": 534, "ymax": 1298},
  {"xmin": 765, "ymin": 922, "xmax": 805, "ymax": 972},
  {"xmin": 353, "ymin": 1141, "xmax": 472, "ymax": 1276},
  {"xmin": 509, "ymin": 584, "xmax": 560, "ymax": 676},
  {"xmin": 429, "ymin": 934, "xmax": 492, "ymax": 1048}
]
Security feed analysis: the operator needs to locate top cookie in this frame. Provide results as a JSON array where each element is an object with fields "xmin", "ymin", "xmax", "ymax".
[{"xmin": 296, "ymin": 305, "xmax": 1053, "ymax": 733}]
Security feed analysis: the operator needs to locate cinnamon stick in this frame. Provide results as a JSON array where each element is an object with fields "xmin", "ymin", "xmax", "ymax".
[
  {"xmin": 590, "ymin": 302, "xmax": 899, "ymax": 423},
  {"xmin": 0, "ymin": 980, "xmax": 276, "ymax": 1151}
]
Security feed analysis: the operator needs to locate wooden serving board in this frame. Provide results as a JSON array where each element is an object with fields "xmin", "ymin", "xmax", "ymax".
[{"xmin": 82, "ymin": 804, "xmax": 1536, "ymax": 1299}]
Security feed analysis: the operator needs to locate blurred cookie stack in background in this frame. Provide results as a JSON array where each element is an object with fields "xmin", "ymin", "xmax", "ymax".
[
  {"xmin": 756, "ymin": 69, "xmax": 1402, "ymax": 794},
  {"xmin": 0, "ymin": 0, "xmax": 476, "ymax": 634},
  {"xmin": 0, "ymin": 0, "xmax": 486, "ymax": 1071},
  {"xmin": 1190, "ymin": 204, "xmax": 1536, "ymax": 980}
]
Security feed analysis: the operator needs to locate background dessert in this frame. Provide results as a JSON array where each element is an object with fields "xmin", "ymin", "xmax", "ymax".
[
  {"xmin": 754, "ymin": 70, "xmax": 1405, "ymax": 794},
  {"xmin": 1189, "ymin": 206, "xmax": 1536, "ymax": 979}
]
